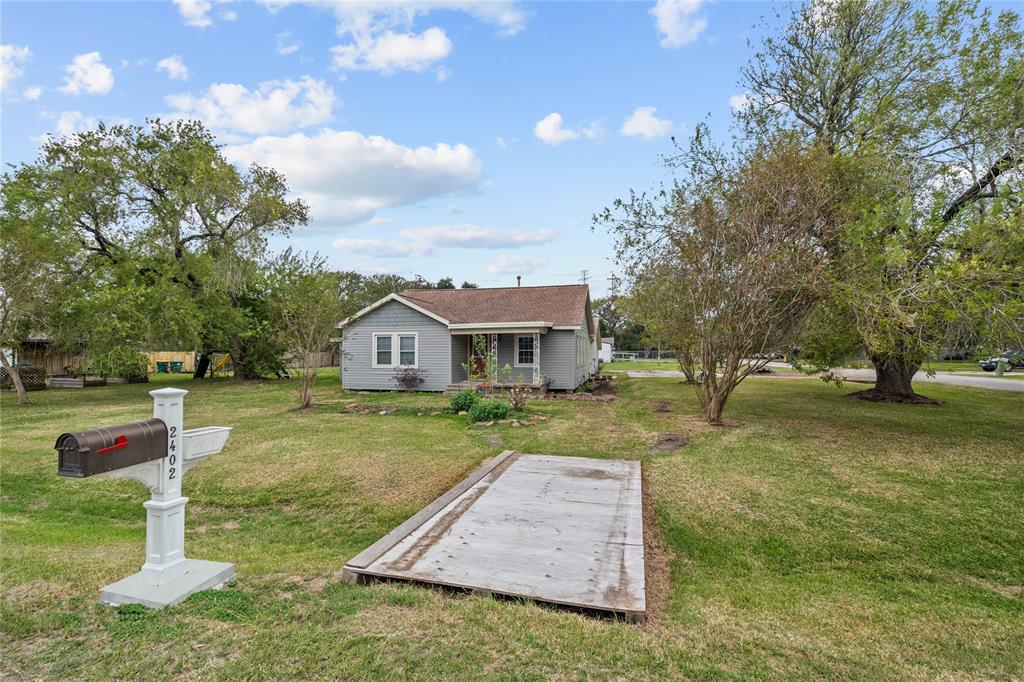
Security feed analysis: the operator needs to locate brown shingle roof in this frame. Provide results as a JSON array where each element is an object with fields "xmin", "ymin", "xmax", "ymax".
[{"xmin": 399, "ymin": 284, "xmax": 590, "ymax": 328}]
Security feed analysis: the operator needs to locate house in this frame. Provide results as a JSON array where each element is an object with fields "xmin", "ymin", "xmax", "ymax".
[
  {"xmin": 337, "ymin": 284, "xmax": 598, "ymax": 392},
  {"xmin": 599, "ymin": 337, "xmax": 615, "ymax": 363}
]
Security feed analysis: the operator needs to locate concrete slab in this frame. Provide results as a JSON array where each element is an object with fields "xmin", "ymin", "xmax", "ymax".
[
  {"xmin": 343, "ymin": 451, "xmax": 645, "ymax": 621},
  {"xmin": 99, "ymin": 559, "xmax": 235, "ymax": 608}
]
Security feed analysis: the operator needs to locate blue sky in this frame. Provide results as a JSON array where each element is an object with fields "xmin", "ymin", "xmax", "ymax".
[{"xmin": 1, "ymin": 1, "xmax": 774, "ymax": 295}]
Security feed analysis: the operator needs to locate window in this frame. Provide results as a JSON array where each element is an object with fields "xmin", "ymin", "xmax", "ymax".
[
  {"xmin": 399, "ymin": 335, "xmax": 417, "ymax": 366},
  {"xmin": 372, "ymin": 333, "xmax": 417, "ymax": 368},
  {"xmin": 374, "ymin": 335, "xmax": 392, "ymax": 367},
  {"xmin": 515, "ymin": 335, "xmax": 534, "ymax": 367}
]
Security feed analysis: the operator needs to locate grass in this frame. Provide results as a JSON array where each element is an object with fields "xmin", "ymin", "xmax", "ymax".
[{"xmin": 2, "ymin": 370, "xmax": 1022, "ymax": 679}]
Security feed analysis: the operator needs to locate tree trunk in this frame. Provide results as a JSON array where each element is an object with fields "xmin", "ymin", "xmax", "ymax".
[
  {"xmin": 870, "ymin": 354, "xmax": 919, "ymax": 397},
  {"xmin": 704, "ymin": 390, "xmax": 727, "ymax": 425},
  {"xmin": 0, "ymin": 351, "xmax": 29, "ymax": 405}
]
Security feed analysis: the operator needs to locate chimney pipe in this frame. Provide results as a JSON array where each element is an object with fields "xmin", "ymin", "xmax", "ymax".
[{"xmin": 516, "ymin": 275, "xmax": 521, "ymax": 287}]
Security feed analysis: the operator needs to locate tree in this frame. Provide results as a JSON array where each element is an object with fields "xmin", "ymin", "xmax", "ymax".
[
  {"xmin": 740, "ymin": 0, "xmax": 1024, "ymax": 399},
  {"xmin": 6, "ymin": 119, "xmax": 309, "ymax": 380},
  {"xmin": 601, "ymin": 134, "xmax": 844, "ymax": 423},
  {"xmin": 0, "ymin": 168, "xmax": 84, "ymax": 404},
  {"xmin": 268, "ymin": 249, "xmax": 343, "ymax": 409},
  {"xmin": 434, "ymin": 277, "xmax": 456, "ymax": 289},
  {"xmin": 460, "ymin": 281, "xmax": 479, "ymax": 289}
]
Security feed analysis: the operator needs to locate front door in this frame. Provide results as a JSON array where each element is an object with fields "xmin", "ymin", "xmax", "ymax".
[{"xmin": 469, "ymin": 335, "xmax": 487, "ymax": 375}]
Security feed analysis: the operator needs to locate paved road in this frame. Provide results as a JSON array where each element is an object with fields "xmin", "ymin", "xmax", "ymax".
[
  {"xmin": 825, "ymin": 367, "xmax": 1024, "ymax": 393},
  {"xmin": 625, "ymin": 364, "xmax": 1024, "ymax": 393}
]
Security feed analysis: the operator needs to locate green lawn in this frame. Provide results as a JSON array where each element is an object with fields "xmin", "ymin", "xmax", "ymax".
[{"xmin": 2, "ymin": 371, "xmax": 1022, "ymax": 679}]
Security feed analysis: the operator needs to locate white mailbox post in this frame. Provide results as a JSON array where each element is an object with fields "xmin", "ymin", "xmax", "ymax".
[{"xmin": 95, "ymin": 387, "xmax": 234, "ymax": 608}]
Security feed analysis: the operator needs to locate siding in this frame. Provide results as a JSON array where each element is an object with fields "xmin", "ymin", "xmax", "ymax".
[
  {"xmin": 541, "ymin": 330, "xmax": 579, "ymax": 390},
  {"xmin": 450, "ymin": 334, "xmax": 468, "ymax": 382},
  {"xmin": 341, "ymin": 300, "xmax": 451, "ymax": 391}
]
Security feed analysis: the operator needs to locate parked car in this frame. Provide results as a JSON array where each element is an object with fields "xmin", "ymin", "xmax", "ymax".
[{"xmin": 978, "ymin": 350, "xmax": 1024, "ymax": 372}]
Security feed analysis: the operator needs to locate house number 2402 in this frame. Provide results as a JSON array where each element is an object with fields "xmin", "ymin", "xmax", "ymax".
[{"xmin": 168, "ymin": 426, "xmax": 177, "ymax": 479}]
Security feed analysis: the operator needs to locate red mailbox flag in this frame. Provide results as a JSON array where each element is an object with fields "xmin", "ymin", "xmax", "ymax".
[{"xmin": 96, "ymin": 434, "xmax": 129, "ymax": 455}]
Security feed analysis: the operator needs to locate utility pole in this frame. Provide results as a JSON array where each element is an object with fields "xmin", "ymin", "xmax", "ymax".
[{"xmin": 579, "ymin": 269, "xmax": 589, "ymax": 285}]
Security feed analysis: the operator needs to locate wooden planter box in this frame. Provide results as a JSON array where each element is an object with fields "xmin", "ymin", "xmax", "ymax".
[
  {"xmin": 105, "ymin": 376, "xmax": 149, "ymax": 385},
  {"xmin": 50, "ymin": 376, "xmax": 107, "ymax": 389}
]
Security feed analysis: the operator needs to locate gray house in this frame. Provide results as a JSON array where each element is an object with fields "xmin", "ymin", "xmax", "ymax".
[{"xmin": 337, "ymin": 284, "xmax": 598, "ymax": 393}]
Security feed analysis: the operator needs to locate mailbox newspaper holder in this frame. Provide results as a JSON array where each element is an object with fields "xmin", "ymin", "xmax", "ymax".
[{"xmin": 54, "ymin": 388, "xmax": 234, "ymax": 608}]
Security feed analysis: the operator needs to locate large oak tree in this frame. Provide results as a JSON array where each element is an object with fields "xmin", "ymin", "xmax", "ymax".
[{"xmin": 740, "ymin": 0, "xmax": 1024, "ymax": 399}]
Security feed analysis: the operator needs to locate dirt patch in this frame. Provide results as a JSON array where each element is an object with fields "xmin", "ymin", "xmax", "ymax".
[
  {"xmin": 647, "ymin": 433, "xmax": 688, "ymax": 454},
  {"xmin": 652, "ymin": 400, "xmax": 672, "ymax": 414},
  {"xmin": 848, "ymin": 389, "xmax": 943, "ymax": 405},
  {"xmin": 640, "ymin": 467, "xmax": 670, "ymax": 625},
  {"xmin": 485, "ymin": 434, "xmax": 503, "ymax": 446}
]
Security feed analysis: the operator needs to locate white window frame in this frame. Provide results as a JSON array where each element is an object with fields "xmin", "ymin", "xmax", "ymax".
[
  {"xmin": 514, "ymin": 334, "xmax": 535, "ymax": 368},
  {"xmin": 372, "ymin": 332, "xmax": 419, "ymax": 369}
]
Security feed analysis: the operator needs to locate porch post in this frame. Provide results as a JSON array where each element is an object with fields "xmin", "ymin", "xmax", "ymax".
[
  {"xmin": 533, "ymin": 332, "xmax": 541, "ymax": 386},
  {"xmin": 489, "ymin": 333, "xmax": 498, "ymax": 382}
]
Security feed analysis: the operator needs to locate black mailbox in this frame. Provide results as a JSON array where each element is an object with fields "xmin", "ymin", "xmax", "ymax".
[{"xmin": 56, "ymin": 419, "xmax": 168, "ymax": 478}]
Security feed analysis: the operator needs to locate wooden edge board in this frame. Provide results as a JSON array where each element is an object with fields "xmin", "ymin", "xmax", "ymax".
[
  {"xmin": 343, "ymin": 568, "xmax": 646, "ymax": 623},
  {"xmin": 344, "ymin": 450, "xmax": 518, "ymax": 571}
]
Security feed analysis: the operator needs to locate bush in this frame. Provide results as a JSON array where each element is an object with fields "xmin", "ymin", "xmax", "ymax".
[
  {"xmin": 392, "ymin": 366, "xmax": 425, "ymax": 390},
  {"xmin": 449, "ymin": 389, "xmax": 479, "ymax": 413},
  {"xmin": 507, "ymin": 384, "xmax": 531, "ymax": 412},
  {"xmin": 85, "ymin": 346, "xmax": 149, "ymax": 379},
  {"xmin": 468, "ymin": 399, "xmax": 510, "ymax": 422}
]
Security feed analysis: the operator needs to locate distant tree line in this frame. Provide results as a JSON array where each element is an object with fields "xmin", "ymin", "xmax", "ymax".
[{"xmin": 0, "ymin": 118, "xmax": 476, "ymax": 406}]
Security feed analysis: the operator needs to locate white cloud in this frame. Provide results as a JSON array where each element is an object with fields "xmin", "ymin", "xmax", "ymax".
[
  {"xmin": 534, "ymin": 112, "xmax": 578, "ymax": 145},
  {"xmin": 221, "ymin": 8, "xmax": 238, "ymax": 21},
  {"xmin": 449, "ymin": 205, "xmax": 463, "ymax": 214},
  {"xmin": 174, "ymin": 0, "xmax": 213, "ymax": 28},
  {"xmin": 276, "ymin": 31, "xmax": 301, "ymax": 55},
  {"xmin": 224, "ymin": 129, "xmax": 482, "ymax": 226},
  {"xmin": 1, "ymin": 45, "xmax": 32, "ymax": 92},
  {"xmin": 487, "ymin": 254, "xmax": 548, "ymax": 275},
  {"xmin": 166, "ymin": 76, "xmax": 337, "ymax": 134},
  {"xmin": 263, "ymin": 1, "xmax": 530, "ymax": 37},
  {"xmin": 581, "ymin": 119, "xmax": 605, "ymax": 141},
  {"xmin": 156, "ymin": 55, "xmax": 189, "ymax": 81},
  {"xmin": 729, "ymin": 92, "xmax": 752, "ymax": 111},
  {"xmin": 261, "ymin": 2, "xmax": 527, "ymax": 75},
  {"xmin": 333, "ymin": 225, "xmax": 555, "ymax": 258},
  {"xmin": 55, "ymin": 111, "xmax": 97, "ymax": 137},
  {"xmin": 534, "ymin": 113, "xmax": 603, "ymax": 146},
  {"xmin": 331, "ymin": 27, "xmax": 451, "ymax": 73},
  {"xmin": 651, "ymin": 0, "xmax": 707, "ymax": 48},
  {"xmin": 435, "ymin": 66, "xmax": 451, "ymax": 82},
  {"xmin": 59, "ymin": 52, "xmax": 114, "ymax": 95},
  {"xmin": 621, "ymin": 106, "xmax": 673, "ymax": 139},
  {"xmin": 495, "ymin": 136, "xmax": 517, "ymax": 150},
  {"xmin": 369, "ymin": 216, "xmax": 393, "ymax": 225},
  {"xmin": 23, "ymin": 84, "xmax": 42, "ymax": 100}
]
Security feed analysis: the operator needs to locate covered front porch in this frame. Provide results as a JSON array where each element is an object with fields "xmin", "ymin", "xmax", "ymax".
[{"xmin": 448, "ymin": 325, "xmax": 548, "ymax": 393}]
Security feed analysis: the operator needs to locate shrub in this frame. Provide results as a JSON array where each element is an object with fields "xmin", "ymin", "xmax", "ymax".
[
  {"xmin": 449, "ymin": 389, "xmax": 479, "ymax": 413},
  {"xmin": 468, "ymin": 399, "xmax": 510, "ymax": 422},
  {"xmin": 392, "ymin": 366, "xmax": 425, "ymax": 390},
  {"xmin": 507, "ymin": 384, "xmax": 531, "ymax": 412}
]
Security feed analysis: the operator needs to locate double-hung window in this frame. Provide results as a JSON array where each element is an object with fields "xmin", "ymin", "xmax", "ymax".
[
  {"xmin": 515, "ymin": 335, "xmax": 535, "ymax": 367},
  {"xmin": 373, "ymin": 333, "xmax": 418, "ymax": 368}
]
